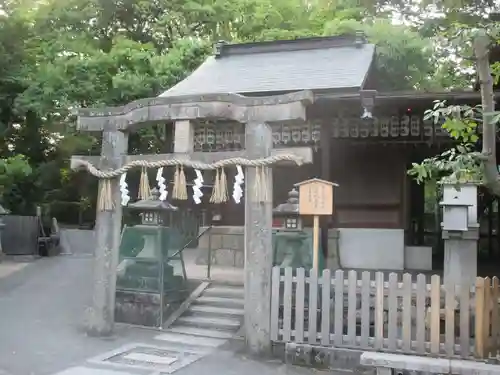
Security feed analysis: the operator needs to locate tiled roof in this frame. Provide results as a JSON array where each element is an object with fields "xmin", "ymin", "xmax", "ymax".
[{"xmin": 160, "ymin": 35, "xmax": 375, "ymax": 97}]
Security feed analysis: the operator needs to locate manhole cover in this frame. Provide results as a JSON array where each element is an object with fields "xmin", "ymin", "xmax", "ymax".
[{"xmin": 88, "ymin": 343, "xmax": 205, "ymax": 374}]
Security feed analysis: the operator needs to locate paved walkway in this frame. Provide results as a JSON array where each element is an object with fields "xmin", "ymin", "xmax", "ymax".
[
  {"xmin": 0, "ymin": 258, "xmax": 31, "ymax": 279},
  {"xmin": 0, "ymin": 254, "xmax": 320, "ymax": 375}
]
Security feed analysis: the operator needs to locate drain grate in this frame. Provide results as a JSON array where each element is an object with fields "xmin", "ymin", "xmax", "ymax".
[{"xmin": 88, "ymin": 343, "xmax": 205, "ymax": 374}]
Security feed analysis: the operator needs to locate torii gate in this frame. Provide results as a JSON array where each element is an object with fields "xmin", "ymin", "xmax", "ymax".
[{"xmin": 71, "ymin": 91, "xmax": 314, "ymax": 354}]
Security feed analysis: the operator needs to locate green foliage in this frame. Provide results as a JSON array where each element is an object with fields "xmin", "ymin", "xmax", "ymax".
[
  {"xmin": 407, "ymin": 100, "xmax": 483, "ymax": 184},
  {"xmin": 0, "ymin": 154, "xmax": 32, "ymax": 199},
  {"xmin": 1, "ymin": 0, "xmax": 491, "ymax": 216},
  {"xmin": 324, "ymin": 18, "xmax": 435, "ymax": 90}
]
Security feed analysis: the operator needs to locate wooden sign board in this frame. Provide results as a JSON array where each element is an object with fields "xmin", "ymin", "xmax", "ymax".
[{"xmin": 295, "ymin": 178, "xmax": 337, "ymax": 216}]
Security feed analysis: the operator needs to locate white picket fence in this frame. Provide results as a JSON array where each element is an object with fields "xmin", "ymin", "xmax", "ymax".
[{"xmin": 270, "ymin": 267, "xmax": 500, "ymax": 360}]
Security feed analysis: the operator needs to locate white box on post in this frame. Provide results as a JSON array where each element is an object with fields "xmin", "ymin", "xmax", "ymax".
[
  {"xmin": 441, "ymin": 202, "xmax": 469, "ymax": 232},
  {"xmin": 442, "ymin": 183, "xmax": 477, "ymax": 226}
]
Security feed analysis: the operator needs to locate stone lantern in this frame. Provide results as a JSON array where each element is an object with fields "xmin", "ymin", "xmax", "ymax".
[
  {"xmin": 129, "ymin": 188, "xmax": 178, "ymax": 226},
  {"xmin": 115, "ymin": 188, "xmax": 182, "ymax": 328},
  {"xmin": 272, "ymin": 188, "xmax": 312, "ymax": 268},
  {"xmin": 126, "ymin": 188, "xmax": 178, "ymax": 258},
  {"xmin": 272, "ymin": 188, "xmax": 302, "ymax": 231},
  {"xmin": 440, "ymin": 182, "xmax": 479, "ymax": 287}
]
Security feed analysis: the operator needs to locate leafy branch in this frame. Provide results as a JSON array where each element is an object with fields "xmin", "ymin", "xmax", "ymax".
[{"xmin": 408, "ymin": 100, "xmax": 484, "ymax": 184}]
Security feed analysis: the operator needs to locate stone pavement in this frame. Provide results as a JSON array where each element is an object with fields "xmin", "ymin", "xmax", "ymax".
[
  {"xmin": 0, "ymin": 258, "xmax": 31, "ymax": 279},
  {"xmin": 0, "ymin": 254, "xmax": 323, "ymax": 375}
]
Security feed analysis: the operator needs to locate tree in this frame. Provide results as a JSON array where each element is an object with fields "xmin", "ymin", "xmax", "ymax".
[
  {"xmin": 408, "ymin": 21, "xmax": 500, "ymax": 194},
  {"xmin": 0, "ymin": 0, "xmax": 447, "ymax": 219}
]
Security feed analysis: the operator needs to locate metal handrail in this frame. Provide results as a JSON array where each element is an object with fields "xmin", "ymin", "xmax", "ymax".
[
  {"xmin": 165, "ymin": 225, "xmax": 214, "ymax": 281},
  {"xmin": 165, "ymin": 225, "xmax": 213, "ymax": 262}
]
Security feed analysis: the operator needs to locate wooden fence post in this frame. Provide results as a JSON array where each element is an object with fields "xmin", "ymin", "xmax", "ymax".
[
  {"xmin": 475, "ymin": 277, "xmax": 487, "ymax": 358},
  {"xmin": 492, "ymin": 277, "xmax": 500, "ymax": 356}
]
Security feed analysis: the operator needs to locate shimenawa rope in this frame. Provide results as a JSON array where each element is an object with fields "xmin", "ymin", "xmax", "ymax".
[{"xmin": 74, "ymin": 154, "xmax": 303, "ymax": 210}]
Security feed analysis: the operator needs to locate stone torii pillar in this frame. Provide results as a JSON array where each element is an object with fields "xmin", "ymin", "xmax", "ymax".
[
  {"xmin": 72, "ymin": 92, "xmax": 314, "ymax": 353},
  {"xmin": 72, "ymin": 121, "xmax": 129, "ymax": 336}
]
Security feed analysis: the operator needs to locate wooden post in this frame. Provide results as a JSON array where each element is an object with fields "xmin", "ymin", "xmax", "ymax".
[
  {"xmin": 86, "ymin": 129, "xmax": 128, "ymax": 336},
  {"xmin": 244, "ymin": 122, "xmax": 273, "ymax": 355},
  {"xmin": 312, "ymin": 215, "xmax": 320, "ymax": 270},
  {"xmin": 475, "ymin": 277, "xmax": 486, "ymax": 358},
  {"xmin": 295, "ymin": 178, "xmax": 337, "ymax": 270}
]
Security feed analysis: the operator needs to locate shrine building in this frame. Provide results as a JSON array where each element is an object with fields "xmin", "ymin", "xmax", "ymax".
[{"xmin": 155, "ymin": 33, "xmax": 498, "ymax": 272}]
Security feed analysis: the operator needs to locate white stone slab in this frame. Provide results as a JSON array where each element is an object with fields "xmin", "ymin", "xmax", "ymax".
[
  {"xmin": 360, "ymin": 352, "xmax": 450, "ymax": 373},
  {"xmin": 123, "ymin": 352, "xmax": 177, "ymax": 365},
  {"xmin": 54, "ymin": 366, "xmax": 135, "ymax": 375},
  {"xmin": 155, "ymin": 332, "xmax": 227, "ymax": 347},
  {"xmin": 450, "ymin": 359, "xmax": 500, "ymax": 375}
]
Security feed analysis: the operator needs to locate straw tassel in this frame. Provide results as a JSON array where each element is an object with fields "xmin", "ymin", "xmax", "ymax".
[
  {"xmin": 172, "ymin": 165, "xmax": 180, "ymax": 199},
  {"xmin": 98, "ymin": 179, "xmax": 114, "ymax": 211},
  {"xmin": 254, "ymin": 166, "xmax": 262, "ymax": 201},
  {"xmin": 252, "ymin": 166, "xmax": 270, "ymax": 203},
  {"xmin": 178, "ymin": 166, "xmax": 188, "ymax": 200},
  {"xmin": 210, "ymin": 169, "xmax": 220, "ymax": 203},
  {"xmin": 219, "ymin": 168, "xmax": 228, "ymax": 203},
  {"xmin": 138, "ymin": 167, "xmax": 151, "ymax": 200},
  {"xmin": 261, "ymin": 166, "xmax": 270, "ymax": 203}
]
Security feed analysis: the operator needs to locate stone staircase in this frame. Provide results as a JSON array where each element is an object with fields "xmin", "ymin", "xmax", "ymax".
[{"xmin": 154, "ymin": 283, "xmax": 244, "ymax": 349}]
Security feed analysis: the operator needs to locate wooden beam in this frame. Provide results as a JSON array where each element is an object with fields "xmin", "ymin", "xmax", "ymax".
[
  {"xmin": 70, "ymin": 147, "xmax": 314, "ymax": 171},
  {"xmin": 76, "ymin": 91, "xmax": 314, "ymax": 132}
]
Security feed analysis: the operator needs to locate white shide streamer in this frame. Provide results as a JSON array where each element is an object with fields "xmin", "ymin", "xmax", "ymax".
[
  {"xmin": 233, "ymin": 165, "xmax": 244, "ymax": 204},
  {"xmin": 192, "ymin": 169, "xmax": 204, "ymax": 204},
  {"xmin": 156, "ymin": 167, "xmax": 167, "ymax": 201},
  {"xmin": 119, "ymin": 173, "xmax": 130, "ymax": 206}
]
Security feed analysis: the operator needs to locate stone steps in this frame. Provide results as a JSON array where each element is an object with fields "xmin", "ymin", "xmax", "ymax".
[
  {"xmin": 195, "ymin": 296, "xmax": 244, "ymax": 308},
  {"xmin": 188, "ymin": 305, "xmax": 244, "ymax": 317},
  {"xmin": 203, "ymin": 286, "xmax": 244, "ymax": 299},
  {"xmin": 176, "ymin": 315, "xmax": 241, "ymax": 331},
  {"xmin": 166, "ymin": 325, "xmax": 236, "ymax": 339},
  {"xmin": 154, "ymin": 331, "xmax": 227, "ymax": 348},
  {"xmin": 163, "ymin": 282, "xmax": 244, "ymax": 345}
]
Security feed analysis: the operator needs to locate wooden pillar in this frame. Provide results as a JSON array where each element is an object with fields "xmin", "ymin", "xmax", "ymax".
[
  {"xmin": 86, "ymin": 129, "xmax": 128, "ymax": 336},
  {"xmin": 244, "ymin": 122, "xmax": 273, "ymax": 355}
]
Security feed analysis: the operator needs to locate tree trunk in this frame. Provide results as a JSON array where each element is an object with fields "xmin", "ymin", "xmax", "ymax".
[{"xmin": 474, "ymin": 31, "xmax": 500, "ymax": 196}]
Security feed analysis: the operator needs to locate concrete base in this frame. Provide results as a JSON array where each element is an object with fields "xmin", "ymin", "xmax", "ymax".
[
  {"xmin": 338, "ymin": 228, "xmax": 404, "ymax": 270},
  {"xmin": 443, "ymin": 238, "xmax": 477, "ymax": 287},
  {"xmin": 196, "ymin": 226, "xmax": 409, "ymax": 272},
  {"xmin": 284, "ymin": 343, "xmax": 372, "ymax": 373},
  {"xmin": 404, "ymin": 246, "xmax": 432, "ymax": 271},
  {"xmin": 196, "ymin": 226, "xmax": 341, "ymax": 270}
]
